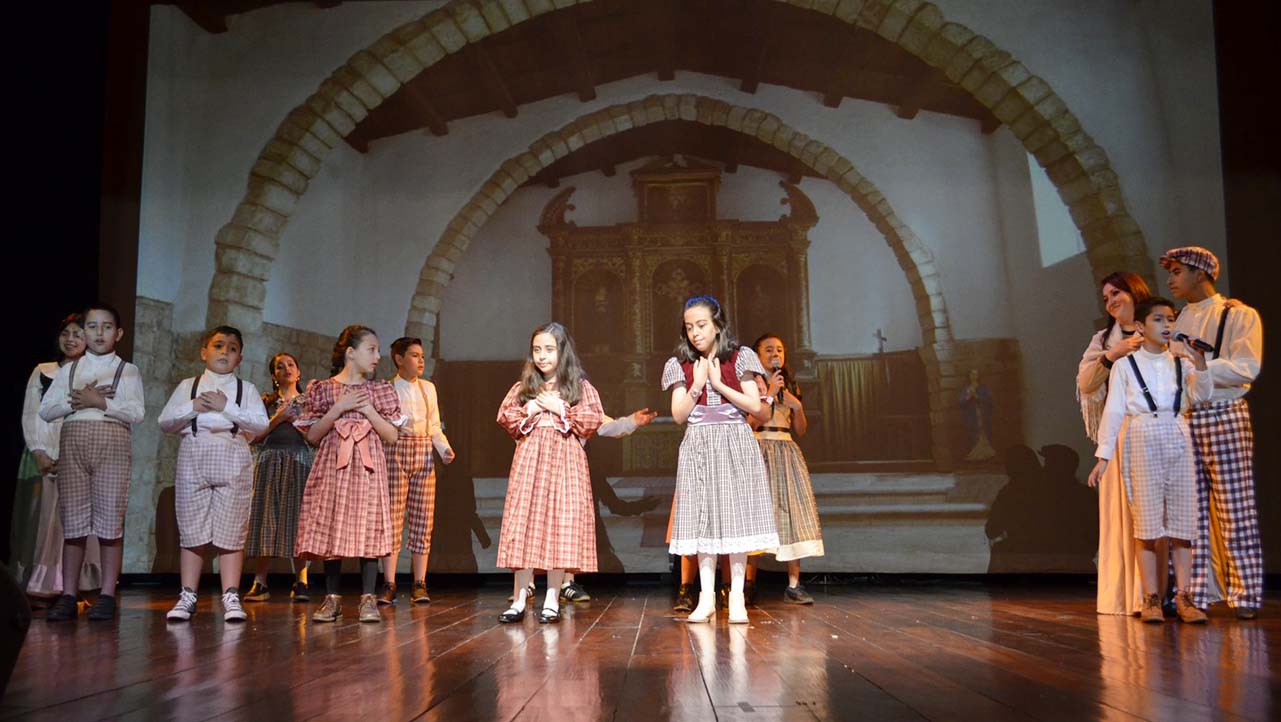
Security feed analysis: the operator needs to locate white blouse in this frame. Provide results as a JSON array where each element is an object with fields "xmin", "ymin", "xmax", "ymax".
[
  {"xmin": 22, "ymin": 362, "xmax": 60, "ymax": 457},
  {"xmin": 39, "ymin": 351, "xmax": 145, "ymax": 426},
  {"xmin": 158, "ymin": 370, "xmax": 269, "ymax": 441},
  {"xmin": 1095, "ymin": 348, "xmax": 1212, "ymax": 460}
]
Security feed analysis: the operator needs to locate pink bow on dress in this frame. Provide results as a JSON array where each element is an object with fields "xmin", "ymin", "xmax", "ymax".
[{"xmin": 333, "ymin": 417, "xmax": 375, "ymax": 471}]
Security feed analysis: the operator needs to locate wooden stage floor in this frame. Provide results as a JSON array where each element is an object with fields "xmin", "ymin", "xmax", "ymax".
[{"xmin": 4, "ymin": 581, "xmax": 1276, "ymax": 721}]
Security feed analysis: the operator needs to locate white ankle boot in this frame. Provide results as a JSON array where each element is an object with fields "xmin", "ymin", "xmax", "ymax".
[
  {"xmin": 684, "ymin": 591, "xmax": 715, "ymax": 623},
  {"xmin": 728, "ymin": 590, "xmax": 749, "ymax": 624}
]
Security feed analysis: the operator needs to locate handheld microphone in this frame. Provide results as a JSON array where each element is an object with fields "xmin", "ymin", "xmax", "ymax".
[
  {"xmin": 771, "ymin": 358, "xmax": 784, "ymax": 404},
  {"xmin": 1174, "ymin": 332, "xmax": 1215, "ymax": 354}
]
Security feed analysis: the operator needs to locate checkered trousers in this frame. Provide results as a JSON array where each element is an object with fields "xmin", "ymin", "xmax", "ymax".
[
  {"xmin": 669, "ymin": 422, "xmax": 779, "ymax": 556},
  {"xmin": 57, "ymin": 421, "xmax": 132, "ymax": 540},
  {"xmin": 175, "ymin": 433, "xmax": 255, "ymax": 550},
  {"xmin": 385, "ymin": 434, "xmax": 435, "ymax": 555},
  {"xmin": 1188, "ymin": 398, "xmax": 1263, "ymax": 609},
  {"xmin": 1119, "ymin": 414, "xmax": 1197, "ymax": 541}
]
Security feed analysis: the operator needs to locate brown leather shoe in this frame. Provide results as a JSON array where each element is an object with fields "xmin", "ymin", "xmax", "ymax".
[
  {"xmin": 377, "ymin": 581, "xmax": 396, "ymax": 606},
  {"xmin": 312, "ymin": 594, "xmax": 342, "ymax": 623},
  {"xmin": 410, "ymin": 581, "xmax": 430, "ymax": 604},
  {"xmin": 359, "ymin": 594, "xmax": 381, "ymax": 623},
  {"xmin": 1175, "ymin": 592, "xmax": 1208, "ymax": 624},
  {"xmin": 1140, "ymin": 594, "xmax": 1164, "ymax": 624}
]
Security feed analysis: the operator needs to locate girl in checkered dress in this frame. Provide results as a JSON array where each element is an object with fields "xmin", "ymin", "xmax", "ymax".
[
  {"xmin": 293, "ymin": 326, "xmax": 404, "ymax": 624},
  {"xmin": 1089, "ymin": 298, "xmax": 1211, "ymax": 624},
  {"xmin": 243, "ymin": 352, "xmax": 315, "ymax": 604},
  {"xmin": 158, "ymin": 326, "xmax": 270, "ymax": 622},
  {"xmin": 495, "ymin": 322, "xmax": 603, "ymax": 624},
  {"xmin": 665, "ymin": 296, "xmax": 778, "ymax": 625},
  {"xmin": 750, "ymin": 333, "xmax": 823, "ymax": 605}
]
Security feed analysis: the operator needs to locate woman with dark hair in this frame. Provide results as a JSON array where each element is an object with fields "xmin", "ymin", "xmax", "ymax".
[
  {"xmin": 495, "ymin": 322, "xmax": 603, "ymax": 624},
  {"xmin": 293, "ymin": 326, "xmax": 404, "ymax": 623},
  {"xmin": 1076, "ymin": 271, "xmax": 1152, "ymax": 616},
  {"xmin": 15, "ymin": 314, "xmax": 101, "ymax": 602},
  {"xmin": 243, "ymin": 352, "xmax": 315, "ymax": 603}
]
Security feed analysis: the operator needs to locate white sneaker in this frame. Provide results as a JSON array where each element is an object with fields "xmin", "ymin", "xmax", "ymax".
[
  {"xmin": 222, "ymin": 588, "xmax": 247, "ymax": 622},
  {"xmin": 167, "ymin": 588, "xmax": 198, "ymax": 621}
]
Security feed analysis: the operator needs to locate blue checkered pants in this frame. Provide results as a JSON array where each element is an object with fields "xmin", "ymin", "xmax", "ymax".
[{"xmin": 1188, "ymin": 399, "xmax": 1263, "ymax": 609}]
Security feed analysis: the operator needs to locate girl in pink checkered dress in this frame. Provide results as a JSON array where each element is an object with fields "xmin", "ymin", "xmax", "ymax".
[
  {"xmin": 293, "ymin": 326, "xmax": 404, "ymax": 624},
  {"xmin": 1089, "ymin": 298, "xmax": 1211, "ymax": 624},
  {"xmin": 495, "ymin": 322, "xmax": 603, "ymax": 625}
]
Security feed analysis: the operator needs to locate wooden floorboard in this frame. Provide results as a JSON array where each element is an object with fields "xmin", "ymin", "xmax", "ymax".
[{"xmin": 3, "ymin": 582, "xmax": 1277, "ymax": 721}]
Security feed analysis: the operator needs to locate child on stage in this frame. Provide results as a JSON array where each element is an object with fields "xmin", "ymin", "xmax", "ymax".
[
  {"xmin": 751, "ymin": 333, "xmax": 823, "ymax": 605},
  {"xmin": 159, "ymin": 326, "xmax": 269, "ymax": 621},
  {"xmin": 496, "ymin": 322, "xmax": 603, "ymax": 624},
  {"xmin": 294, "ymin": 326, "xmax": 403, "ymax": 623},
  {"xmin": 40, "ymin": 304, "xmax": 145, "ymax": 622},
  {"xmin": 664, "ymin": 296, "xmax": 778, "ymax": 624},
  {"xmin": 244, "ymin": 352, "xmax": 315, "ymax": 602},
  {"xmin": 1089, "ymin": 298, "xmax": 1211, "ymax": 624},
  {"xmin": 379, "ymin": 336, "xmax": 454, "ymax": 606}
]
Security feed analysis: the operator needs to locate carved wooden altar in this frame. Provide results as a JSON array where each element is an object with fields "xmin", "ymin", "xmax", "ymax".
[{"xmin": 538, "ymin": 157, "xmax": 819, "ymax": 472}]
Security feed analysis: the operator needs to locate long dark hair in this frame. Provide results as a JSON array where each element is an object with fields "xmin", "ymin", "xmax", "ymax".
[
  {"xmin": 55, "ymin": 313, "xmax": 85, "ymax": 362},
  {"xmin": 518, "ymin": 322, "xmax": 585, "ymax": 406},
  {"xmin": 330, "ymin": 325, "xmax": 377, "ymax": 376},
  {"xmin": 674, "ymin": 295, "xmax": 739, "ymax": 363},
  {"xmin": 263, "ymin": 351, "xmax": 305, "ymax": 407},
  {"xmin": 1099, "ymin": 271, "xmax": 1152, "ymax": 348},
  {"xmin": 752, "ymin": 332, "xmax": 801, "ymax": 400}
]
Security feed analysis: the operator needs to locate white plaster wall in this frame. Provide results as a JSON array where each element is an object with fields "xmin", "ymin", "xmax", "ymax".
[
  {"xmin": 137, "ymin": 2, "xmax": 440, "ymax": 330},
  {"xmin": 936, "ymin": 0, "xmax": 1227, "ymax": 288}
]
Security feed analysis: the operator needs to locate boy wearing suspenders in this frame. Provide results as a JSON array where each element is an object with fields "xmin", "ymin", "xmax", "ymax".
[
  {"xmin": 39, "ymin": 304, "xmax": 145, "ymax": 622},
  {"xmin": 1090, "ymin": 297, "xmax": 1211, "ymax": 624},
  {"xmin": 158, "ymin": 326, "xmax": 269, "ymax": 622},
  {"xmin": 379, "ymin": 337, "xmax": 454, "ymax": 606},
  {"xmin": 1163, "ymin": 246, "xmax": 1266, "ymax": 618}
]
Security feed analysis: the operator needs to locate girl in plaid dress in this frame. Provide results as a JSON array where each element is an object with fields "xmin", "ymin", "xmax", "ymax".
[
  {"xmin": 496, "ymin": 322, "xmax": 603, "ymax": 624},
  {"xmin": 750, "ymin": 333, "xmax": 823, "ymax": 605},
  {"xmin": 294, "ymin": 326, "xmax": 404, "ymax": 624},
  {"xmin": 665, "ymin": 296, "xmax": 778, "ymax": 625},
  {"xmin": 243, "ymin": 352, "xmax": 315, "ymax": 603},
  {"xmin": 1089, "ymin": 298, "xmax": 1211, "ymax": 624}
]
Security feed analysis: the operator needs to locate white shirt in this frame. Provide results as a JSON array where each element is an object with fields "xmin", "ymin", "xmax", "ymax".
[
  {"xmin": 1095, "ymin": 347, "xmax": 1212, "ymax": 460},
  {"xmin": 158, "ymin": 369, "xmax": 269, "ymax": 441},
  {"xmin": 39, "ymin": 351, "xmax": 145, "ymax": 426},
  {"xmin": 1171, "ymin": 293, "xmax": 1263, "ymax": 402},
  {"xmin": 391, "ymin": 376, "xmax": 452, "ymax": 458},
  {"xmin": 22, "ymin": 362, "xmax": 60, "ymax": 457}
]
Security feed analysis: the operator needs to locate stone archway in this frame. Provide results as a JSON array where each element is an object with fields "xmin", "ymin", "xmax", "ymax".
[
  {"xmin": 404, "ymin": 93, "xmax": 960, "ymax": 464},
  {"xmin": 207, "ymin": 0, "xmax": 1152, "ymax": 340}
]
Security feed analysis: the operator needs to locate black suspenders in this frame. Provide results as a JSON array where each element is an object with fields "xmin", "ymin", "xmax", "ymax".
[
  {"xmin": 189, "ymin": 376, "xmax": 244, "ymax": 435},
  {"xmin": 1212, "ymin": 307, "xmax": 1231, "ymax": 359},
  {"xmin": 67, "ymin": 358, "xmax": 127, "ymax": 398},
  {"xmin": 1127, "ymin": 355, "xmax": 1183, "ymax": 415}
]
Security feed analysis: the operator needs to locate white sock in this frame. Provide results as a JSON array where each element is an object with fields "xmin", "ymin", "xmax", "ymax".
[
  {"xmin": 698, "ymin": 553, "xmax": 716, "ymax": 595},
  {"xmin": 510, "ymin": 568, "xmax": 534, "ymax": 612},
  {"xmin": 729, "ymin": 554, "xmax": 747, "ymax": 594},
  {"xmin": 544, "ymin": 569, "xmax": 564, "ymax": 611}
]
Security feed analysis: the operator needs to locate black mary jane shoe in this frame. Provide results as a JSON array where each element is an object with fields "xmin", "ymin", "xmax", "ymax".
[
  {"xmin": 538, "ymin": 607, "xmax": 561, "ymax": 624},
  {"xmin": 498, "ymin": 607, "xmax": 525, "ymax": 624}
]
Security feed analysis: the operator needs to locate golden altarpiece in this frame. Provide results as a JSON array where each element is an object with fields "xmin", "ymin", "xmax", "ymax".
[{"xmin": 538, "ymin": 157, "xmax": 820, "ymax": 472}]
